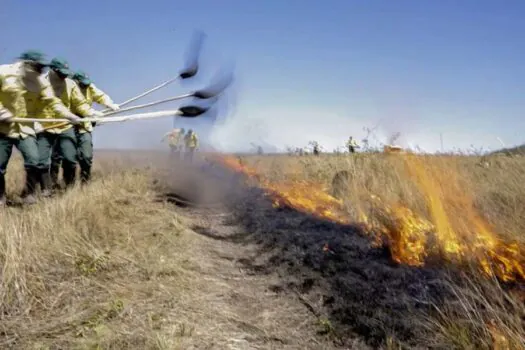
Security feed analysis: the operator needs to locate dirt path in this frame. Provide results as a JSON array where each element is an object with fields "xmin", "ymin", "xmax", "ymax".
[{"xmin": 168, "ymin": 200, "xmax": 342, "ymax": 350}]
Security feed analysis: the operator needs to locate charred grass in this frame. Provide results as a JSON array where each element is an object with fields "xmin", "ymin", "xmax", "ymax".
[{"xmin": 233, "ymin": 153, "xmax": 525, "ymax": 349}]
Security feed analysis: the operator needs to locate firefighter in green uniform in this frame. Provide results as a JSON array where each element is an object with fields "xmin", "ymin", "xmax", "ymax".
[
  {"xmin": 0, "ymin": 50, "xmax": 83, "ymax": 205},
  {"xmin": 49, "ymin": 70, "xmax": 119, "ymax": 185},
  {"xmin": 37, "ymin": 58, "xmax": 104, "ymax": 194}
]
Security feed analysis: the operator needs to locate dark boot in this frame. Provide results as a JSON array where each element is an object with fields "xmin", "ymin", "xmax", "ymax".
[
  {"xmin": 80, "ymin": 165, "xmax": 91, "ymax": 184},
  {"xmin": 0, "ymin": 174, "xmax": 5, "ymax": 207},
  {"xmin": 21, "ymin": 167, "xmax": 39, "ymax": 205},
  {"xmin": 50, "ymin": 161, "xmax": 61, "ymax": 189},
  {"xmin": 40, "ymin": 169, "xmax": 53, "ymax": 197},
  {"xmin": 62, "ymin": 164, "xmax": 77, "ymax": 188}
]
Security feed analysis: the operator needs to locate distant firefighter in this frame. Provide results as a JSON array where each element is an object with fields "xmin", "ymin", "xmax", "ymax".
[
  {"xmin": 346, "ymin": 136, "xmax": 360, "ymax": 153},
  {"xmin": 183, "ymin": 129, "xmax": 199, "ymax": 162},
  {"xmin": 161, "ymin": 128, "xmax": 185, "ymax": 157},
  {"xmin": 311, "ymin": 141, "xmax": 320, "ymax": 156}
]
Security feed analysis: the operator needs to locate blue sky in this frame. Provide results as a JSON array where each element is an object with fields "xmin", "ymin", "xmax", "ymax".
[{"xmin": 3, "ymin": 0, "xmax": 525, "ymax": 152}]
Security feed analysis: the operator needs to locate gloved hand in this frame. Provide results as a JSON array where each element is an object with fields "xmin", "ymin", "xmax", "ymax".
[
  {"xmin": 34, "ymin": 121, "xmax": 43, "ymax": 133},
  {"xmin": 90, "ymin": 110, "xmax": 104, "ymax": 118},
  {"xmin": 0, "ymin": 109, "xmax": 14, "ymax": 122},
  {"xmin": 108, "ymin": 103, "xmax": 120, "ymax": 111},
  {"xmin": 66, "ymin": 112, "xmax": 82, "ymax": 125}
]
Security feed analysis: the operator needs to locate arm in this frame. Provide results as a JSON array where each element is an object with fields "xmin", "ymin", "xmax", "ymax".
[
  {"xmin": 70, "ymin": 83, "xmax": 97, "ymax": 117},
  {"xmin": 0, "ymin": 104, "xmax": 14, "ymax": 121},
  {"xmin": 161, "ymin": 132, "xmax": 171, "ymax": 142},
  {"xmin": 89, "ymin": 84, "xmax": 116, "ymax": 108},
  {"xmin": 39, "ymin": 79, "xmax": 82, "ymax": 123},
  {"xmin": 0, "ymin": 75, "xmax": 27, "ymax": 119}
]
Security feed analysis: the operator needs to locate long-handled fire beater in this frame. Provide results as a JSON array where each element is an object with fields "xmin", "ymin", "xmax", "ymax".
[{"xmin": 11, "ymin": 29, "xmax": 234, "ymax": 128}]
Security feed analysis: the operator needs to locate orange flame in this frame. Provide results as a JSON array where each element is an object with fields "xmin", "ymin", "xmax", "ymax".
[
  {"xmin": 402, "ymin": 155, "xmax": 525, "ymax": 281},
  {"xmin": 215, "ymin": 154, "xmax": 525, "ymax": 282}
]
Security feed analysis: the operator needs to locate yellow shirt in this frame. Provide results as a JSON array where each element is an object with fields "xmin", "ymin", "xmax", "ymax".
[
  {"xmin": 162, "ymin": 129, "xmax": 183, "ymax": 147},
  {"xmin": 76, "ymin": 83, "xmax": 114, "ymax": 133},
  {"xmin": 346, "ymin": 138, "xmax": 358, "ymax": 147},
  {"xmin": 184, "ymin": 133, "xmax": 198, "ymax": 148},
  {"xmin": 43, "ymin": 71, "xmax": 92, "ymax": 134},
  {"xmin": 0, "ymin": 62, "xmax": 73, "ymax": 139}
]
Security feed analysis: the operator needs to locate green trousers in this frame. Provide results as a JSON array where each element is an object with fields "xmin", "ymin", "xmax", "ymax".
[
  {"xmin": 50, "ymin": 129, "xmax": 93, "ymax": 184},
  {"xmin": 37, "ymin": 128, "xmax": 78, "ymax": 190},
  {"xmin": 49, "ymin": 141, "xmax": 62, "ymax": 187},
  {"xmin": 76, "ymin": 131, "xmax": 93, "ymax": 183},
  {"xmin": 0, "ymin": 133, "xmax": 40, "ymax": 199}
]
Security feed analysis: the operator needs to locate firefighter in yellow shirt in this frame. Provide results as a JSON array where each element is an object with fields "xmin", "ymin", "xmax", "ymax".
[
  {"xmin": 346, "ymin": 136, "xmax": 360, "ymax": 153},
  {"xmin": 183, "ymin": 129, "xmax": 198, "ymax": 162},
  {"xmin": 0, "ymin": 50, "xmax": 83, "ymax": 205},
  {"xmin": 161, "ymin": 128, "xmax": 185, "ymax": 159},
  {"xmin": 49, "ymin": 70, "xmax": 119, "ymax": 185},
  {"xmin": 37, "ymin": 58, "xmax": 104, "ymax": 193}
]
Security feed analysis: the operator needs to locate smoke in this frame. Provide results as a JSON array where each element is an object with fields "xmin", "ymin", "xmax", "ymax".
[
  {"xmin": 207, "ymin": 105, "xmax": 375, "ymax": 153},
  {"xmin": 204, "ymin": 79, "xmax": 431, "ymax": 153}
]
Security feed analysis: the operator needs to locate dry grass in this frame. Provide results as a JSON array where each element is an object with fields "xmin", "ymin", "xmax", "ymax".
[
  {"xmin": 238, "ymin": 152, "xmax": 525, "ymax": 349},
  {"xmin": 1, "ymin": 152, "xmax": 202, "ymax": 349},
  {"xmin": 1, "ymin": 149, "xmax": 525, "ymax": 349},
  {"xmin": 0, "ymin": 151, "xmax": 334, "ymax": 350}
]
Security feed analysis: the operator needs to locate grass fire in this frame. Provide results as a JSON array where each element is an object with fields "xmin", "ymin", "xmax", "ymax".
[{"xmin": 217, "ymin": 153, "xmax": 525, "ymax": 284}]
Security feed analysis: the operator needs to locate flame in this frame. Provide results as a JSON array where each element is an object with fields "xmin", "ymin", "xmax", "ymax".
[
  {"xmin": 487, "ymin": 320, "xmax": 511, "ymax": 350},
  {"xmin": 219, "ymin": 156, "xmax": 352, "ymax": 225},
  {"xmin": 215, "ymin": 154, "xmax": 525, "ymax": 282},
  {"xmin": 401, "ymin": 155, "xmax": 525, "ymax": 281}
]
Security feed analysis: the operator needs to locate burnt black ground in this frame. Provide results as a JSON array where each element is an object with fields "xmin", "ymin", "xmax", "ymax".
[{"xmin": 226, "ymin": 187, "xmax": 459, "ymax": 348}]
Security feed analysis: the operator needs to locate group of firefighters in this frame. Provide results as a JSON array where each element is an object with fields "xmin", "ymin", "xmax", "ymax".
[
  {"xmin": 0, "ymin": 50, "xmax": 120, "ymax": 206},
  {"xmin": 0, "ymin": 48, "xmax": 376, "ymax": 208},
  {"xmin": 311, "ymin": 137, "xmax": 360, "ymax": 155},
  {"xmin": 161, "ymin": 127, "xmax": 199, "ymax": 161}
]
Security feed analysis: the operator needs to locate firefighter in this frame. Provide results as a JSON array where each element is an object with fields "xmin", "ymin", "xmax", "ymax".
[
  {"xmin": 37, "ymin": 58, "xmax": 104, "ymax": 194},
  {"xmin": 183, "ymin": 129, "xmax": 198, "ymax": 162},
  {"xmin": 161, "ymin": 127, "xmax": 185, "ymax": 159},
  {"xmin": 49, "ymin": 70, "xmax": 119, "ymax": 185},
  {"xmin": 346, "ymin": 136, "xmax": 360, "ymax": 153},
  {"xmin": 311, "ymin": 141, "xmax": 320, "ymax": 156},
  {"xmin": 0, "ymin": 50, "xmax": 83, "ymax": 205}
]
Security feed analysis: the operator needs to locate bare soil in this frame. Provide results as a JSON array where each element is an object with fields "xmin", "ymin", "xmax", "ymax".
[{"xmin": 152, "ymin": 156, "xmax": 349, "ymax": 349}]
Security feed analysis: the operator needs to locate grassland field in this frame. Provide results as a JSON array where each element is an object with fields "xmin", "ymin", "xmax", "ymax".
[{"xmin": 0, "ymin": 149, "xmax": 524, "ymax": 349}]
